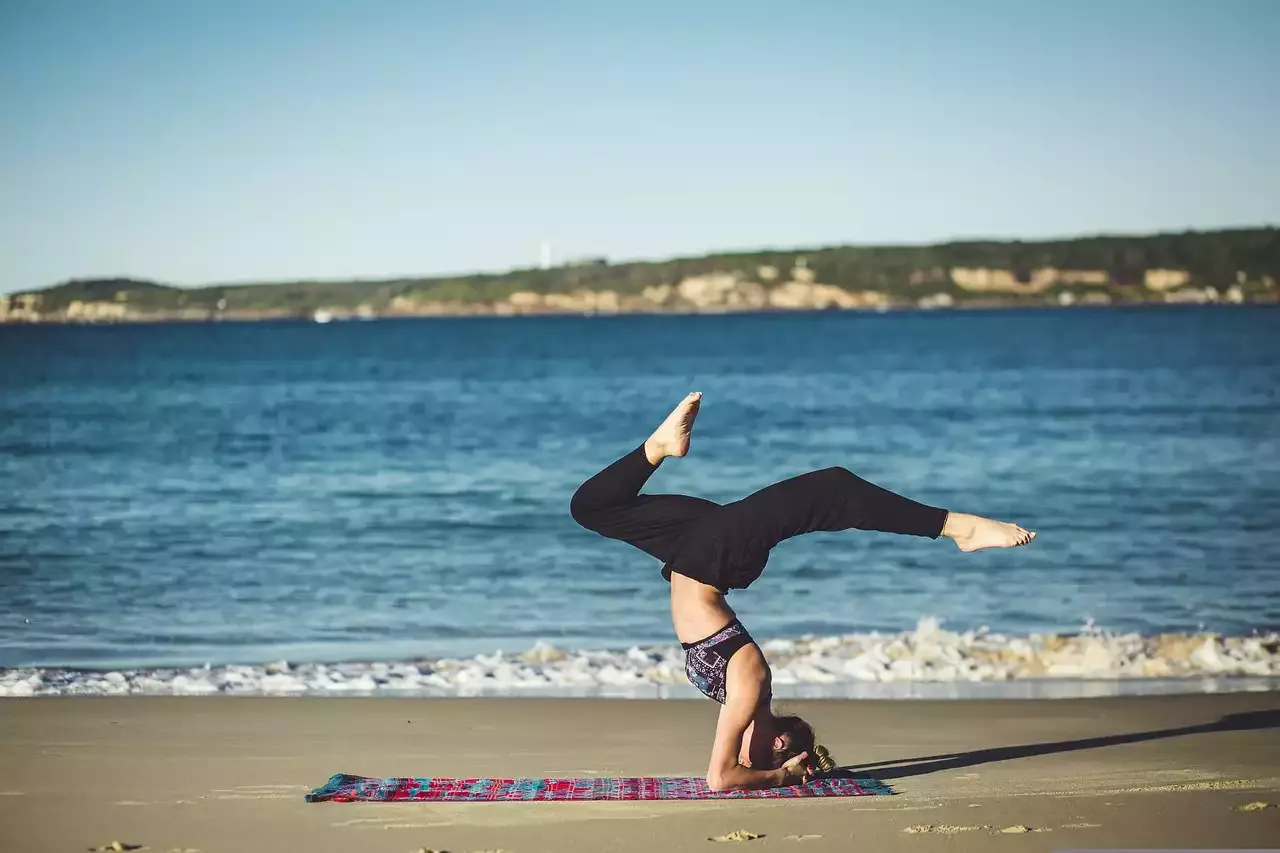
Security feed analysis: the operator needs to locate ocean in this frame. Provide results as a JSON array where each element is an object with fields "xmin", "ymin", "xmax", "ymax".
[{"xmin": 2, "ymin": 306, "xmax": 1278, "ymax": 697}]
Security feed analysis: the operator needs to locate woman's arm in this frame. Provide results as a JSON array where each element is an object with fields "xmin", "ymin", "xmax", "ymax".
[{"xmin": 705, "ymin": 651, "xmax": 810, "ymax": 792}]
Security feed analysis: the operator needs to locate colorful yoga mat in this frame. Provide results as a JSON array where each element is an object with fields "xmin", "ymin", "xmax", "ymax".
[{"xmin": 306, "ymin": 772, "xmax": 892, "ymax": 802}]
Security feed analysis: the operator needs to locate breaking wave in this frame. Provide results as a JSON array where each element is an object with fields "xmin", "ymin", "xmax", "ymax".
[{"xmin": 3, "ymin": 619, "xmax": 1277, "ymax": 699}]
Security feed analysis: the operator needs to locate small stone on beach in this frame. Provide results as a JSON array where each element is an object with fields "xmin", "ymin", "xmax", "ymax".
[
  {"xmin": 708, "ymin": 830, "xmax": 763, "ymax": 842},
  {"xmin": 903, "ymin": 825, "xmax": 986, "ymax": 835}
]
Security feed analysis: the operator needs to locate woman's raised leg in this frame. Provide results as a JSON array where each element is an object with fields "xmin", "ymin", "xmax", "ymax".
[{"xmin": 570, "ymin": 393, "xmax": 718, "ymax": 562}]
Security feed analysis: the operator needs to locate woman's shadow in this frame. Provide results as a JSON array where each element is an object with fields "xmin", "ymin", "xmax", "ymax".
[{"xmin": 818, "ymin": 708, "xmax": 1279, "ymax": 782}]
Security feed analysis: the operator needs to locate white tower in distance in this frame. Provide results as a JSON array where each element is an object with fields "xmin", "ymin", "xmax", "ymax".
[{"xmin": 539, "ymin": 241, "xmax": 553, "ymax": 270}]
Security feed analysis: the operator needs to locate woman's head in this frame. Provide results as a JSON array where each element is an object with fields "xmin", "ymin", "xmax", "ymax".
[{"xmin": 770, "ymin": 713, "xmax": 837, "ymax": 773}]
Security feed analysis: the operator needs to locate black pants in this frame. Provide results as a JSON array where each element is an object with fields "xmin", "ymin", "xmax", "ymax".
[{"xmin": 570, "ymin": 445, "xmax": 949, "ymax": 591}]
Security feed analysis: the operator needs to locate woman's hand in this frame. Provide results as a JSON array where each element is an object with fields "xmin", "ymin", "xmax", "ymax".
[{"xmin": 778, "ymin": 751, "xmax": 811, "ymax": 786}]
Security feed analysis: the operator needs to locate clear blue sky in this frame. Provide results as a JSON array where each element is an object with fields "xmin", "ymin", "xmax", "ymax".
[{"xmin": 2, "ymin": 0, "xmax": 1277, "ymax": 293}]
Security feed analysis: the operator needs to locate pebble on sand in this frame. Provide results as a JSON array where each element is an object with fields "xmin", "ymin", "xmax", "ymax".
[
  {"xmin": 708, "ymin": 830, "xmax": 764, "ymax": 842},
  {"xmin": 902, "ymin": 825, "xmax": 987, "ymax": 835}
]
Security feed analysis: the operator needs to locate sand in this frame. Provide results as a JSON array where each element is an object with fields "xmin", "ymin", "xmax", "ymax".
[{"xmin": 3, "ymin": 692, "xmax": 1278, "ymax": 852}]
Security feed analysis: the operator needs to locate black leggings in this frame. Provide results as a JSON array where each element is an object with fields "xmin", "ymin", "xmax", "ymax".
[{"xmin": 570, "ymin": 445, "xmax": 949, "ymax": 591}]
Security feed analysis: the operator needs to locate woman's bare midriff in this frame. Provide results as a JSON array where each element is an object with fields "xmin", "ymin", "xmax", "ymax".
[{"xmin": 669, "ymin": 570, "xmax": 738, "ymax": 644}]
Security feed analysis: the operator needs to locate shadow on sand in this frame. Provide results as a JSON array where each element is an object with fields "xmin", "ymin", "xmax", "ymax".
[{"xmin": 818, "ymin": 708, "xmax": 1279, "ymax": 782}]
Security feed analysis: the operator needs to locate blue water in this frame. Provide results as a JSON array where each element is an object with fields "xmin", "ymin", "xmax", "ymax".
[{"xmin": 1, "ymin": 307, "xmax": 1278, "ymax": 669}]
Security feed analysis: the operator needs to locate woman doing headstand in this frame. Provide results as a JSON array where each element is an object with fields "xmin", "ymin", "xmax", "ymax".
[{"xmin": 570, "ymin": 393, "xmax": 1035, "ymax": 792}]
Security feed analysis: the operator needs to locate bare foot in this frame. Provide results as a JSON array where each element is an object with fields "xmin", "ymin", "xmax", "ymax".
[
  {"xmin": 942, "ymin": 512, "xmax": 1035, "ymax": 552},
  {"xmin": 644, "ymin": 392, "xmax": 702, "ymax": 464}
]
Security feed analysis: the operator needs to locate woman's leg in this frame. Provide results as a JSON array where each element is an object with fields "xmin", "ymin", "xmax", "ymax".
[
  {"xmin": 722, "ymin": 466, "xmax": 1032, "ymax": 552},
  {"xmin": 719, "ymin": 466, "xmax": 947, "ymax": 548},
  {"xmin": 570, "ymin": 393, "xmax": 717, "ymax": 562}
]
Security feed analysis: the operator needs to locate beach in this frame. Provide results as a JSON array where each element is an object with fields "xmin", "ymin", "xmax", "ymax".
[{"xmin": 4, "ymin": 692, "xmax": 1278, "ymax": 852}]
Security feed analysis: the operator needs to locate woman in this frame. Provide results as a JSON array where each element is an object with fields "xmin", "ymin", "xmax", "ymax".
[{"xmin": 570, "ymin": 393, "xmax": 1035, "ymax": 792}]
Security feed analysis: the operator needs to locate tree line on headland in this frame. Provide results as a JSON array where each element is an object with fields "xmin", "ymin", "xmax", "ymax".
[{"xmin": 3, "ymin": 227, "xmax": 1277, "ymax": 323}]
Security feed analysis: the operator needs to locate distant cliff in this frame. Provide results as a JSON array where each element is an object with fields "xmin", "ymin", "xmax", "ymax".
[{"xmin": 4, "ymin": 228, "xmax": 1278, "ymax": 323}]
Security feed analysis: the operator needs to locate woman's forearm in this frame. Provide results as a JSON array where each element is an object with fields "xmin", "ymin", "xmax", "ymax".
[{"xmin": 707, "ymin": 763, "xmax": 786, "ymax": 792}]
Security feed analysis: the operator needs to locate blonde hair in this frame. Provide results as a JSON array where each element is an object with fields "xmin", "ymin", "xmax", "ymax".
[
  {"xmin": 771, "ymin": 713, "xmax": 839, "ymax": 774},
  {"xmin": 811, "ymin": 743, "xmax": 837, "ymax": 773}
]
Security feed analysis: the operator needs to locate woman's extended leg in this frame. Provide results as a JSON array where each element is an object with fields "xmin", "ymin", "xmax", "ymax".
[
  {"xmin": 570, "ymin": 393, "xmax": 717, "ymax": 562},
  {"xmin": 721, "ymin": 466, "xmax": 1033, "ymax": 553}
]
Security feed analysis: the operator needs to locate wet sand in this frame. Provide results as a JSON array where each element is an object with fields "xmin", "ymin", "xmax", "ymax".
[{"xmin": 3, "ymin": 692, "xmax": 1278, "ymax": 852}]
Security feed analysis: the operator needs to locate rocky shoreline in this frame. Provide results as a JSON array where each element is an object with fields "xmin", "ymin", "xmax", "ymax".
[
  {"xmin": 6, "ymin": 229, "xmax": 1278, "ymax": 323},
  {"xmin": 3, "ymin": 272, "xmax": 1273, "ymax": 325}
]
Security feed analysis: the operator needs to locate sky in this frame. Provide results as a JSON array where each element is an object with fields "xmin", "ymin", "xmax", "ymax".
[{"xmin": 1, "ymin": 0, "xmax": 1278, "ymax": 293}]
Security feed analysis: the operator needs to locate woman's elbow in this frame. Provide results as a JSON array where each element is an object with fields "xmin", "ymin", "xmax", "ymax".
[{"xmin": 705, "ymin": 772, "xmax": 734, "ymax": 793}]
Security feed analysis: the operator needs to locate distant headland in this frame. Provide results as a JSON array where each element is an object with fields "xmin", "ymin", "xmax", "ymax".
[{"xmin": 3, "ymin": 228, "xmax": 1277, "ymax": 324}]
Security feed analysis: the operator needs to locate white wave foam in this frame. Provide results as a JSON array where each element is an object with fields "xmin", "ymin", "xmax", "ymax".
[{"xmin": 3, "ymin": 619, "xmax": 1278, "ymax": 698}]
